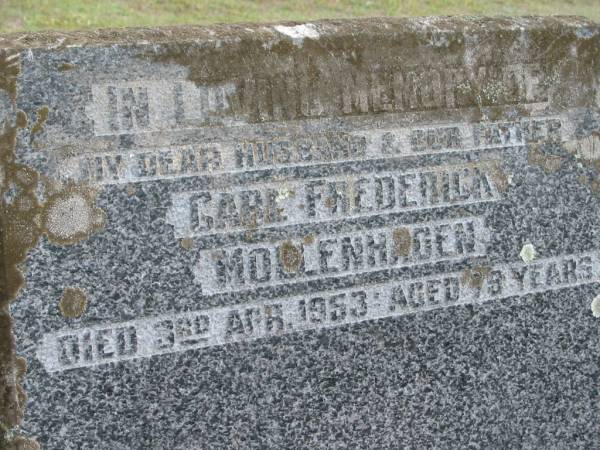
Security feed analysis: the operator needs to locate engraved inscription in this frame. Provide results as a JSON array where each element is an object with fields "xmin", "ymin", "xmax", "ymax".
[
  {"xmin": 34, "ymin": 63, "xmax": 596, "ymax": 376},
  {"xmin": 38, "ymin": 251, "xmax": 600, "ymax": 372},
  {"xmin": 86, "ymin": 63, "xmax": 552, "ymax": 136},
  {"xmin": 55, "ymin": 114, "xmax": 570, "ymax": 185},
  {"xmin": 166, "ymin": 162, "xmax": 503, "ymax": 238},
  {"xmin": 195, "ymin": 217, "xmax": 490, "ymax": 294},
  {"xmin": 87, "ymin": 80, "xmax": 237, "ymax": 135}
]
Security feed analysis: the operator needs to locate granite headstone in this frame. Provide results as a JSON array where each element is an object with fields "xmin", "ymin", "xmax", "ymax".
[{"xmin": 1, "ymin": 16, "xmax": 600, "ymax": 449}]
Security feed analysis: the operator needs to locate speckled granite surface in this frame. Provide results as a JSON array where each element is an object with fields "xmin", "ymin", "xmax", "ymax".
[{"xmin": 0, "ymin": 17, "xmax": 599, "ymax": 449}]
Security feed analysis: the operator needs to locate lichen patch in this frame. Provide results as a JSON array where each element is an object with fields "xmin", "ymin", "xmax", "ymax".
[
  {"xmin": 565, "ymin": 133, "xmax": 600, "ymax": 162},
  {"xmin": 3, "ymin": 435, "xmax": 41, "ymax": 450},
  {"xmin": 126, "ymin": 184, "xmax": 137, "ymax": 197},
  {"xmin": 520, "ymin": 243, "xmax": 536, "ymax": 263},
  {"xmin": 303, "ymin": 234, "xmax": 315, "ymax": 245},
  {"xmin": 278, "ymin": 241, "xmax": 302, "ymax": 273},
  {"xmin": 30, "ymin": 106, "xmax": 49, "ymax": 137},
  {"xmin": 461, "ymin": 266, "xmax": 492, "ymax": 289},
  {"xmin": 42, "ymin": 186, "xmax": 106, "ymax": 245},
  {"xmin": 180, "ymin": 237, "xmax": 194, "ymax": 250},
  {"xmin": 0, "ymin": 55, "xmax": 106, "ymax": 443},
  {"xmin": 58, "ymin": 287, "xmax": 88, "ymax": 319},
  {"xmin": 57, "ymin": 62, "xmax": 76, "ymax": 72},
  {"xmin": 564, "ymin": 133, "xmax": 600, "ymax": 194},
  {"xmin": 489, "ymin": 162, "xmax": 510, "ymax": 192},
  {"xmin": 14, "ymin": 111, "xmax": 27, "ymax": 130},
  {"xmin": 528, "ymin": 144, "xmax": 563, "ymax": 173},
  {"xmin": 276, "ymin": 186, "xmax": 294, "ymax": 202},
  {"xmin": 392, "ymin": 227, "xmax": 411, "ymax": 257}
]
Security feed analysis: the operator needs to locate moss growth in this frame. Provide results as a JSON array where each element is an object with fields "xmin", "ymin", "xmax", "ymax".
[{"xmin": 0, "ymin": 50, "xmax": 19, "ymax": 102}]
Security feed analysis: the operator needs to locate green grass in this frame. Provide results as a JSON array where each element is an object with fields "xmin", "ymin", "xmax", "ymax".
[{"xmin": 1, "ymin": 0, "xmax": 598, "ymax": 33}]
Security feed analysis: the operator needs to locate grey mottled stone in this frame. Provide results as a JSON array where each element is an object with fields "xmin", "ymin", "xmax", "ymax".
[{"xmin": 0, "ymin": 16, "xmax": 599, "ymax": 449}]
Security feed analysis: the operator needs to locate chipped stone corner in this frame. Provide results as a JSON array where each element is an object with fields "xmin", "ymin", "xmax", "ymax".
[
  {"xmin": 273, "ymin": 23, "xmax": 320, "ymax": 47},
  {"xmin": 0, "ymin": 50, "xmax": 106, "ymax": 448},
  {"xmin": 591, "ymin": 294, "xmax": 600, "ymax": 318}
]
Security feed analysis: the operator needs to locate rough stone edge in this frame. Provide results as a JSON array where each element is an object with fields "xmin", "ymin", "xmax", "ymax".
[
  {"xmin": 0, "ymin": 48, "xmax": 105, "ymax": 447},
  {"xmin": 0, "ymin": 16, "xmax": 597, "ymax": 50}
]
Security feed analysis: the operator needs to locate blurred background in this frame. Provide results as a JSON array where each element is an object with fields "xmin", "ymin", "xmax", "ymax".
[{"xmin": 0, "ymin": 0, "xmax": 598, "ymax": 33}]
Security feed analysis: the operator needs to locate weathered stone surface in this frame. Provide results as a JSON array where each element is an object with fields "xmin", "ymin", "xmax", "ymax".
[{"xmin": 1, "ymin": 16, "xmax": 600, "ymax": 448}]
